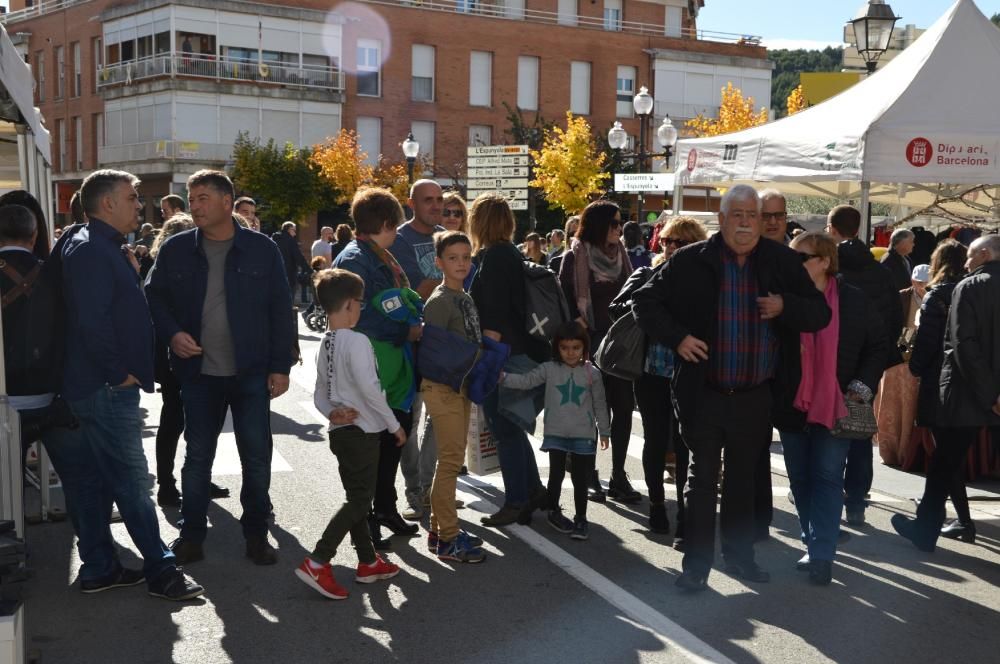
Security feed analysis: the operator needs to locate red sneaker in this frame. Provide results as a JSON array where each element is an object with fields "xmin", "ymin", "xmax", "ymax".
[
  {"xmin": 355, "ymin": 555, "xmax": 400, "ymax": 584},
  {"xmin": 294, "ymin": 558, "xmax": 348, "ymax": 600}
]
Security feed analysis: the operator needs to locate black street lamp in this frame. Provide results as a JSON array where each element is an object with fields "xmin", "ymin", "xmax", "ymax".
[
  {"xmin": 849, "ymin": 0, "xmax": 901, "ymax": 74},
  {"xmin": 402, "ymin": 132, "xmax": 420, "ymax": 185},
  {"xmin": 608, "ymin": 86, "xmax": 678, "ymax": 223}
]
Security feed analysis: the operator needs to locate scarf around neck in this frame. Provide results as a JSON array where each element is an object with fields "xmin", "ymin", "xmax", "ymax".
[
  {"xmin": 793, "ymin": 278, "xmax": 848, "ymax": 430},
  {"xmin": 571, "ymin": 237, "xmax": 628, "ymax": 330},
  {"xmin": 359, "ymin": 235, "xmax": 409, "ymax": 289}
]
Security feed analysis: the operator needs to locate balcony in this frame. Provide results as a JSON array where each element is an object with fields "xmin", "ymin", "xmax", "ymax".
[
  {"xmin": 376, "ymin": 0, "xmax": 759, "ymax": 44},
  {"xmin": 97, "ymin": 52, "xmax": 344, "ymax": 93},
  {"xmin": 0, "ymin": 0, "xmax": 92, "ymax": 25},
  {"xmin": 98, "ymin": 140, "xmax": 233, "ymax": 165}
]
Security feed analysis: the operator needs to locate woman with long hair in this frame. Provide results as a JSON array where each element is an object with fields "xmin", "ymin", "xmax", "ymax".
[
  {"xmin": 907, "ymin": 239, "xmax": 975, "ymax": 541},
  {"xmin": 557, "ymin": 200, "xmax": 637, "ymax": 503},
  {"xmin": 441, "ymin": 192, "xmax": 469, "ymax": 234},
  {"xmin": 469, "ymin": 193, "xmax": 547, "ymax": 526}
]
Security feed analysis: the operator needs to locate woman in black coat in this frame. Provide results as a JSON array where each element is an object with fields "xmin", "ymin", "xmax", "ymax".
[
  {"xmin": 773, "ymin": 232, "xmax": 888, "ymax": 586},
  {"xmin": 908, "ymin": 239, "xmax": 972, "ymax": 541}
]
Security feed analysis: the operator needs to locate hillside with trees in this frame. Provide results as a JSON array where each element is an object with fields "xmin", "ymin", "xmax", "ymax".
[{"xmin": 768, "ymin": 46, "xmax": 843, "ymax": 117}]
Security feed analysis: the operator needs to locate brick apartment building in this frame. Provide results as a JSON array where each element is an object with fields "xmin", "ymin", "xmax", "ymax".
[{"xmin": 2, "ymin": 0, "xmax": 769, "ymax": 231}]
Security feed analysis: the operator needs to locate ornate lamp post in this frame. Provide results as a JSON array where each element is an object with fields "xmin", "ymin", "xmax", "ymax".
[
  {"xmin": 402, "ymin": 132, "xmax": 420, "ymax": 185},
  {"xmin": 849, "ymin": 0, "xmax": 901, "ymax": 74}
]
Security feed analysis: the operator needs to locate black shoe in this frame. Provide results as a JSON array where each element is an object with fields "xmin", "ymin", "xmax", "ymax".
[
  {"xmin": 368, "ymin": 516, "xmax": 392, "ymax": 551},
  {"xmin": 169, "ymin": 538, "xmax": 204, "ymax": 565},
  {"xmin": 459, "ymin": 465, "xmax": 469, "ymax": 476},
  {"xmin": 156, "ymin": 483, "xmax": 181, "ymax": 508},
  {"xmin": 891, "ymin": 514, "xmax": 936, "ymax": 552},
  {"xmin": 837, "ymin": 530, "xmax": 852, "ymax": 544},
  {"xmin": 607, "ymin": 474, "xmax": 642, "ymax": 504},
  {"xmin": 587, "ymin": 470, "xmax": 606, "ymax": 503},
  {"xmin": 517, "ymin": 487, "xmax": 549, "ymax": 525},
  {"xmin": 480, "ymin": 505, "xmax": 521, "ymax": 527},
  {"xmin": 940, "ymin": 519, "xmax": 976, "ymax": 543},
  {"xmin": 649, "ymin": 503, "xmax": 670, "ymax": 534},
  {"xmin": 210, "ymin": 483, "xmax": 230, "ymax": 499},
  {"xmin": 376, "ymin": 512, "xmax": 420, "ymax": 537},
  {"xmin": 245, "ymin": 537, "xmax": 278, "ymax": 565},
  {"xmin": 796, "ymin": 553, "xmax": 811, "ymax": 572},
  {"xmin": 724, "ymin": 560, "xmax": 771, "ymax": 583},
  {"xmin": 147, "ymin": 568, "xmax": 204, "ymax": 601},
  {"xmin": 675, "ymin": 570, "xmax": 708, "ymax": 593},
  {"xmin": 80, "ymin": 566, "xmax": 145, "ymax": 594},
  {"xmin": 808, "ymin": 559, "xmax": 833, "ymax": 586}
]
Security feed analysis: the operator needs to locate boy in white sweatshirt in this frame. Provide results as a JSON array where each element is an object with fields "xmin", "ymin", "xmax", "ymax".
[{"xmin": 295, "ymin": 269, "xmax": 406, "ymax": 600}]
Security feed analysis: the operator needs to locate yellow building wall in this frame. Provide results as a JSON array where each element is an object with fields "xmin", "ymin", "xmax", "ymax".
[{"xmin": 799, "ymin": 72, "xmax": 864, "ymax": 106}]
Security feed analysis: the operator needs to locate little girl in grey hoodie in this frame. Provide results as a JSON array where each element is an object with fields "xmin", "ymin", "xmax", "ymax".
[{"xmin": 502, "ymin": 321, "xmax": 610, "ymax": 540}]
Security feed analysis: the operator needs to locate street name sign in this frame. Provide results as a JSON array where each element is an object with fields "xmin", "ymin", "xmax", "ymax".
[{"xmin": 614, "ymin": 173, "xmax": 674, "ymax": 192}]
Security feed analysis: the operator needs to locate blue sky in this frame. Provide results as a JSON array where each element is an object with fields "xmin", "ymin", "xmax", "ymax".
[{"xmin": 698, "ymin": 0, "xmax": 997, "ymax": 49}]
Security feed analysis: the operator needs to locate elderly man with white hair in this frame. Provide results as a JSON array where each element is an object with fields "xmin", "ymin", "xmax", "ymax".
[
  {"xmin": 882, "ymin": 228, "xmax": 916, "ymax": 291},
  {"xmin": 633, "ymin": 184, "xmax": 831, "ymax": 592}
]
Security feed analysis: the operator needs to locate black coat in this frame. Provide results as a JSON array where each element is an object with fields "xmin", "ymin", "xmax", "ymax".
[
  {"xmin": 608, "ymin": 264, "xmax": 655, "ymax": 322},
  {"xmin": 771, "ymin": 278, "xmax": 888, "ymax": 431},
  {"xmin": 881, "ymin": 249, "xmax": 912, "ymax": 292},
  {"xmin": 632, "ymin": 235, "xmax": 831, "ymax": 425},
  {"xmin": 838, "ymin": 239, "xmax": 903, "ymax": 369},
  {"xmin": 939, "ymin": 262, "xmax": 1000, "ymax": 427},
  {"xmin": 272, "ymin": 230, "xmax": 309, "ymax": 286},
  {"xmin": 909, "ymin": 281, "xmax": 956, "ymax": 427}
]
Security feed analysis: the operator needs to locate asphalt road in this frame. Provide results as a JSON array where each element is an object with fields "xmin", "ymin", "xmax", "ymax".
[{"xmin": 19, "ymin": 323, "xmax": 1000, "ymax": 664}]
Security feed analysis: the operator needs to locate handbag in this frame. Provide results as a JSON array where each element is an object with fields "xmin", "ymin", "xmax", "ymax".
[
  {"xmin": 594, "ymin": 312, "xmax": 645, "ymax": 381},
  {"xmin": 829, "ymin": 398, "xmax": 878, "ymax": 440}
]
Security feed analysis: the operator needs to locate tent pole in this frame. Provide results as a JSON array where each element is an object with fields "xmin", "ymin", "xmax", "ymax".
[
  {"xmin": 672, "ymin": 181, "xmax": 681, "ymax": 214},
  {"xmin": 859, "ymin": 181, "xmax": 871, "ymax": 246}
]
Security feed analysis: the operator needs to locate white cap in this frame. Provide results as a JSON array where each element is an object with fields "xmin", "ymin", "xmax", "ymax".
[{"xmin": 911, "ymin": 264, "xmax": 930, "ymax": 282}]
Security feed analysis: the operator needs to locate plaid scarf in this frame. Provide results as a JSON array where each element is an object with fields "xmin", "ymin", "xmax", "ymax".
[{"xmin": 359, "ymin": 235, "xmax": 409, "ymax": 289}]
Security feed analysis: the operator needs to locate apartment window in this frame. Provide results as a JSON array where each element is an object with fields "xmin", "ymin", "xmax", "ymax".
[
  {"xmin": 55, "ymin": 46, "xmax": 65, "ymax": 99},
  {"xmin": 57, "ymin": 119, "xmax": 66, "ymax": 172},
  {"xmin": 356, "ymin": 116, "xmax": 381, "ymax": 167},
  {"xmin": 604, "ymin": 0, "xmax": 622, "ymax": 31},
  {"xmin": 72, "ymin": 42, "xmax": 81, "ymax": 97},
  {"xmin": 92, "ymin": 37, "xmax": 102, "ymax": 93},
  {"xmin": 558, "ymin": 0, "xmax": 577, "ymax": 27},
  {"xmin": 616, "ymin": 65, "xmax": 636, "ymax": 117},
  {"xmin": 35, "ymin": 51, "xmax": 45, "ymax": 103},
  {"xmin": 92, "ymin": 113, "xmax": 103, "ymax": 165},
  {"xmin": 517, "ymin": 56, "xmax": 539, "ymax": 111},
  {"xmin": 665, "ymin": 6, "xmax": 683, "ymax": 38},
  {"xmin": 356, "ymin": 39, "xmax": 381, "ymax": 97},
  {"xmin": 469, "ymin": 125, "xmax": 492, "ymax": 147},
  {"xmin": 411, "ymin": 44, "xmax": 435, "ymax": 102},
  {"xmin": 570, "ymin": 61, "xmax": 591, "ymax": 115},
  {"xmin": 411, "ymin": 121, "xmax": 435, "ymax": 164},
  {"xmin": 74, "ymin": 116, "xmax": 83, "ymax": 170},
  {"xmin": 469, "ymin": 51, "xmax": 492, "ymax": 107}
]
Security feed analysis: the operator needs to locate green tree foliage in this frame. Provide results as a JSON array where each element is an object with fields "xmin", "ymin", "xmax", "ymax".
[
  {"xmin": 769, "ymin": 47, "xmax": 843, "ymax": 117},
  {"xmin": 229, "ymin": 132, "xmax": 337, "ymax": 225}
]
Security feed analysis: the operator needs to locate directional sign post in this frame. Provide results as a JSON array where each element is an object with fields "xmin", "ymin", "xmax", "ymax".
[
  {"xmin": 613, "ymin": 173, "xmax": 674, "ymax": 192},
  {"xmin": 466, "ymin": 145, "xmax": 531, "ymax": 212}
]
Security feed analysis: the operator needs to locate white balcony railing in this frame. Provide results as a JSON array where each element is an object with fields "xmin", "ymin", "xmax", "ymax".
[
  {"xmin": 98, "ymin": 140, "xmax": 233, "ymax": 165},
  {"xmin": 97, "ymin": 52, "xmax": 345, "ymax": 92},
  {"xmin": 0, "ymin": 0, "xmax": 92, "ymax": 25}
]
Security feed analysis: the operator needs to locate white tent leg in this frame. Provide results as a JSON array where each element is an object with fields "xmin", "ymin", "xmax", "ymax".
[
  {"xmin": 672, "ymin": 181, "xmax": 682, "ymax": 214},
  {"xmin": 859, "ymin": 181, "xmax": 871, "ymax": 245}
]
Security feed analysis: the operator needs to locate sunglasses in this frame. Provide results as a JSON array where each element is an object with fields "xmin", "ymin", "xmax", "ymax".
[
  {"xmin": 660, "ymin": 237, "xmax": 690, "ymax": 248},
  {"xmin": 442, "ymin": 209, "xmax": 464, "ymax": 218},
  {"xmin": 798, "ymin": 252, "xmax": 821, "ymax": 262},
  {"xmin": 761, "ymin": 211, "xmax": 787, "ymax": 221}
]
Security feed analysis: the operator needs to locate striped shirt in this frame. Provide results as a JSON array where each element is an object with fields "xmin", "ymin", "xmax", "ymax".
[{"xmin": 708, "ymin": 245, "xmax": 777, "ymax": 390}]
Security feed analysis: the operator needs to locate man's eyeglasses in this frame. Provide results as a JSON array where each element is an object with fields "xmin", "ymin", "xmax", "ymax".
[
  {"xmin": 442, "ymin": 209, "xmax": 464, "ymax": 218},
  {"xmin": 797, "ymin": 252, "xmax": 821, "ymax": 262},
  {"xmin": 761, "ymin": 211, "xmax": 787, "ymax": 221},
  {"xmin": 660, "ymin": 237, "xmax": 690, "ymax": 248}
]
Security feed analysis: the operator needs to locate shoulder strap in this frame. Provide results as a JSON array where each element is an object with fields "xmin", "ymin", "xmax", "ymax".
[{"xmin": 0, "ymin": 259, "xmax": 42, "ymax": 308}]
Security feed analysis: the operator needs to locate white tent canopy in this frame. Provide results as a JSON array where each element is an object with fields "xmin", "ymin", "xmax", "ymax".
[{"xmin": 672, "ymin": 0, "xmax": 1000, "ymax": 222}]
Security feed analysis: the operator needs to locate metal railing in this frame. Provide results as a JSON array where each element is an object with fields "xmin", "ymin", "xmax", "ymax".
[
  {"xmin": 371, "ymin": 0, "xmax": 761, "ymax": 44},
  {"xmin": 97, "ymin": 52, "xmax": 344, "ymax": 92},
  {"xmin": 0, "ymin": 0, "xmax": 92, "ymax": 25},
  {"xmin": 98, "ymin": 140, "xmax": 232, "ymax": 164}
]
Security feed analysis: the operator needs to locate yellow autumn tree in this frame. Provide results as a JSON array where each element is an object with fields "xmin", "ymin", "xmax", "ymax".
[
  {"xmin": 374, "ymin": 160, "xmax": 422, "ymax": 203},
  {"xmin": 530, "ymin": 112, "xmax": 609, "ymax": 214},
  {"xmin": 310, "ymin": 130, "xmax": 374, "ymax": 205},
  {"xmin": 685, "ymin": 82, "xmax": 769, "ymax": 137},
  {"xmin": 786, "ymin": 84, "xmax": 806, "ymax": 116}
]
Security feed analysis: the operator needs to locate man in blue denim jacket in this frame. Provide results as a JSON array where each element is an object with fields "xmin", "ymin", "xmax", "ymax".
[
  {"xmin": 145, "ymin": 170, "xmax": 294, "ymax": 567},
  {"xmin": 61, "ymin": 169, "xmax": 204, "ymax": 601}
]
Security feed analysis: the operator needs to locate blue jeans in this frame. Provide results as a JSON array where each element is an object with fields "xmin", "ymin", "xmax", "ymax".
[
  {"xmin": 180, "ymin": 374, "xmax": 273, "ymax": 543},
  {"xmin": 68, "ymin": 386, "xmax": 175, "ymax": 582},
  {"xmin": 481, "ymin": 354, "xmax": 542, "ymax": 507},
  {"xmin": 780, "ymin": 426, "xmax": 851, "ymax": 562},
  {"xmin": 843, "ymin": 437, "xmax": 873, "ymax": 512}
]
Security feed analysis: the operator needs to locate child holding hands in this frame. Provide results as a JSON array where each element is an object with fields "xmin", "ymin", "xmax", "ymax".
[{"xmin": 501, "ymin": 321, "xmax": 610, "ymax": 540}]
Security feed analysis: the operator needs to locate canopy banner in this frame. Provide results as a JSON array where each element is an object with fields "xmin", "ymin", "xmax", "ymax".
[
  {"xmin": 676, "ymin": 137, "xmax": 863, "ymax": 185},
  {"xmin": 865, "ymin": 131, "xmax": 1000, "ymax": 183}
]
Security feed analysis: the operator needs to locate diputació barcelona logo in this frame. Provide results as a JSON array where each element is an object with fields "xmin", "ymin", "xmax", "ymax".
[{"xmin": 906, "ymin": 138, "xmax": 933, "ymax": 167}]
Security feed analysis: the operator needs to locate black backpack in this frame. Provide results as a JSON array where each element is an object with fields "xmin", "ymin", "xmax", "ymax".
[
  {"xmin": 1, "ymin": 254, "xmax": 65, "ymax": 395},
  {"xmin": 522, "ymin": 259, "xmax": 570, "ymax": 343}
]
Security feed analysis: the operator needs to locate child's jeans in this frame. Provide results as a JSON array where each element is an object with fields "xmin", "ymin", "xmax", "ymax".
[
  {"xmin": 422, "ymin": 380, "xmax": 472, "ymax": 542},
  {"xmin": 311, "ymin": 426, "xmax": 380, "ymax": 565}
]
